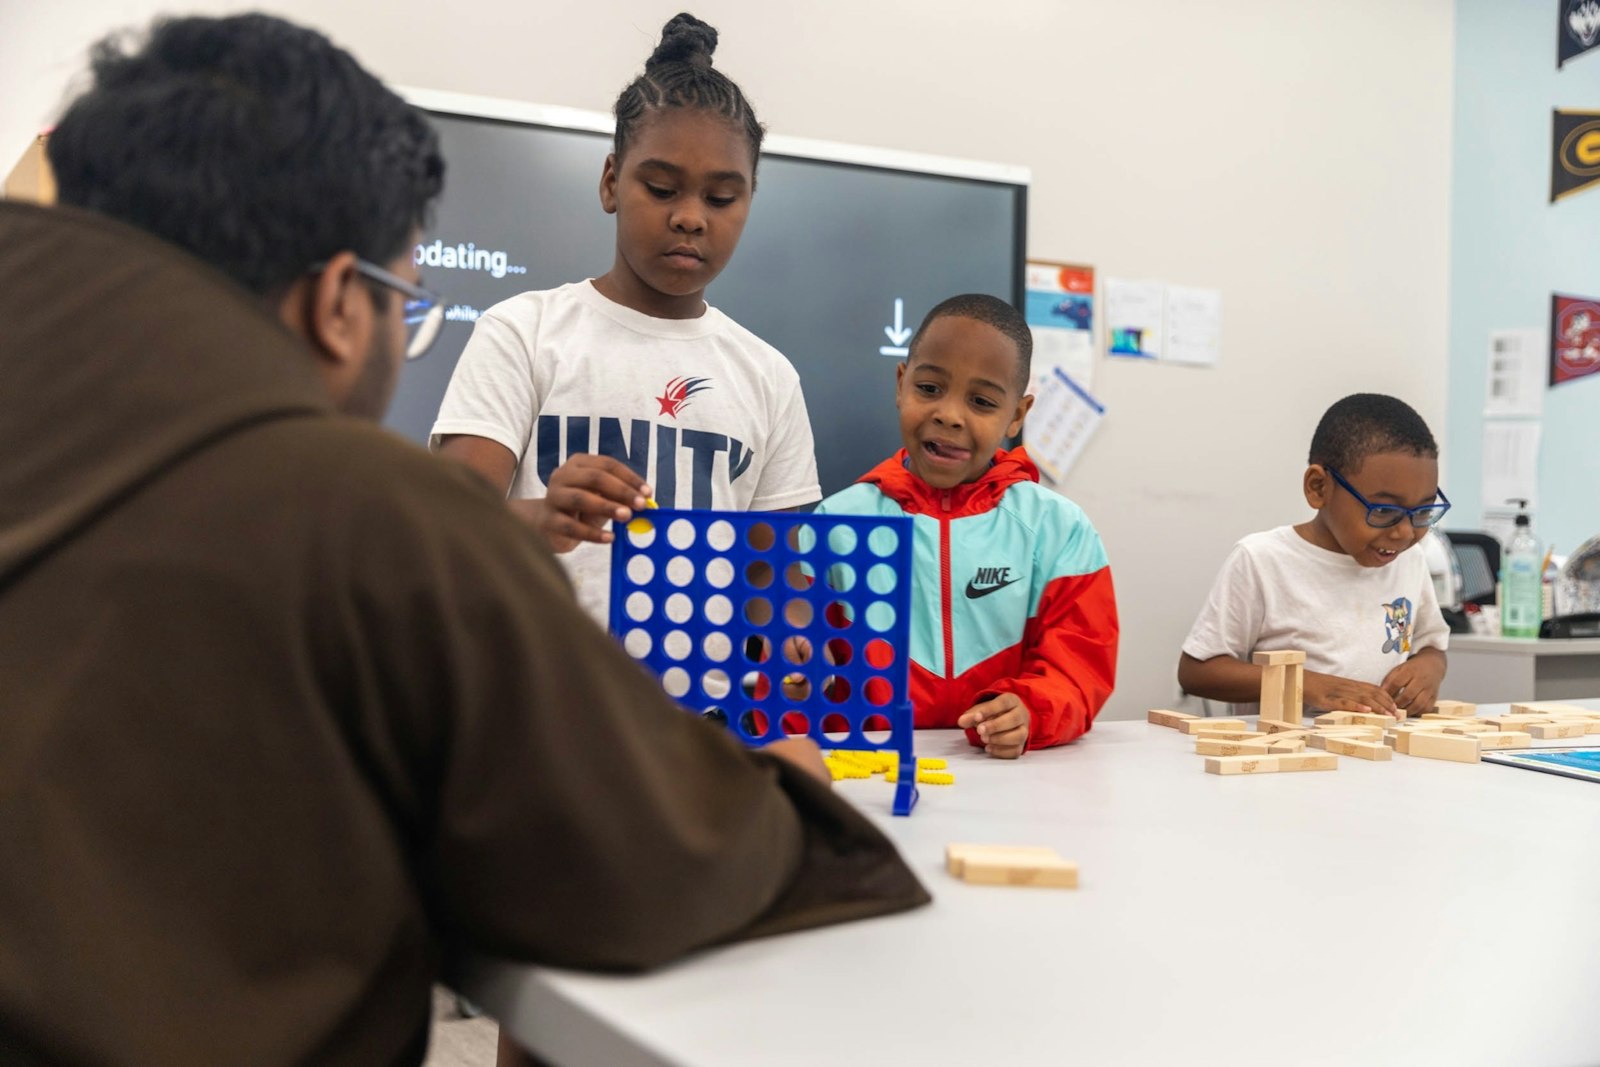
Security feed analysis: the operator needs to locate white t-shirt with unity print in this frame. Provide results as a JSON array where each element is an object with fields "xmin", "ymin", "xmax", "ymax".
[
  {"xmin": 1182, "ymin": 525, "xmax": 1449, "ymax": 715},
  {"xmin": 431, "ymin": 280, "xmax": 820, "ymax": 624}
]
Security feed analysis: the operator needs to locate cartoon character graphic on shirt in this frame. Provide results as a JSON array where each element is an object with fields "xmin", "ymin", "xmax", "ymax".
[{"xmin": 1381, "ymin": 597, "xmax": 1414, "ymax": 655}]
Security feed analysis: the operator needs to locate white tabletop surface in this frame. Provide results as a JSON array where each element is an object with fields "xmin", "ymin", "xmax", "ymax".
[{"xmin": 452, "ymin": 704, "xmax": 1600, "ymax": 1067}]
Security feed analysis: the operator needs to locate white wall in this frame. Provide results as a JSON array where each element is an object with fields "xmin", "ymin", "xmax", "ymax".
[{"xmin": 1, "ymin": 0, "xmax": 1456, "ymax": 721}]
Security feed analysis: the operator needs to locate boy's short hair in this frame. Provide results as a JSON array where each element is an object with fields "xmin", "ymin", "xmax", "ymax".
[
  {"xmin": 908, "ymin": 293, "xmax": 1032, "ymax": 391},
  {"xmin": 1308, "ymin": 393, "xmax": 1438, "ymax": 472},
  {"xmin": 48, "ymin": 14, "xmax": 444, "ymax": 297}
]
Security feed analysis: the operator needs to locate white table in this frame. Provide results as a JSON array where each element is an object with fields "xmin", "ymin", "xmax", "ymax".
[
  {"xmin": 450, "ymin": 708, "xmax": 1600, "ymax": 1067},
  {"xmin": 1445, "ymin": 634, "xmax": 1600, "ymax": 703}
]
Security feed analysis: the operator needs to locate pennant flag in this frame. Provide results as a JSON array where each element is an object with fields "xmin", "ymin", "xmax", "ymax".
[
  {"xmin": 1550, "ymin": 293, "xmax": 1600, "ymax": 387},
  {"xmin": 1551, "ymin": 109, "xmax": 1600, "ymax": 201},
  {"xmin": 1560, "ymin": 0, "xmax": 1600, "ymax": 67}
]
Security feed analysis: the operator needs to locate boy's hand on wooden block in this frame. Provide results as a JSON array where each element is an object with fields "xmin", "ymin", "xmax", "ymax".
[
  {"xmin": 1378, "ymin": 655, "xmax": 1445, "ymax": 717},
  {"xmin": 959, "ymin": 693, "xmax": 1031, "ymax": 759},
  {"xmin": 1303, "ymin": 671, "xmax": 1401, "ymax": 717}
]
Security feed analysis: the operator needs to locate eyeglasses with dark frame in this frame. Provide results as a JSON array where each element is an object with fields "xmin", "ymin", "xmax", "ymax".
[
  {"xmin": 1326, "ymin": 466, "xmax": 1451, "ymax": 529},
  {"xmin": 309, "ymin": 258, "xmax": 444, "ymax": 360}
]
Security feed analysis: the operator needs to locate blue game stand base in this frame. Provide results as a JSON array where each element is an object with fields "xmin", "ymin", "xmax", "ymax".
[{"xmin": 610, "ymin": 508, "xmax": 919, "ymax": 815}]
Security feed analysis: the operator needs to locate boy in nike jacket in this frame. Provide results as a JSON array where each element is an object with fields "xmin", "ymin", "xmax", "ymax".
[{"xmin": 814, "ymin": 294, "xmax": 1119, "ymax": 758}]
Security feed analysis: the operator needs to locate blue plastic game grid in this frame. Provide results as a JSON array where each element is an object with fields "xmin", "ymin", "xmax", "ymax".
[{"xmin": 609, "ymin": 508, "xmax": 919, "ymax": 815}]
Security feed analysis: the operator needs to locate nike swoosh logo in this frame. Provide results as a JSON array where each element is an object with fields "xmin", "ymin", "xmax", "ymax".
[{"xmin": 965, "ymin": 577, "xmax": 1020, "ymax": 599}]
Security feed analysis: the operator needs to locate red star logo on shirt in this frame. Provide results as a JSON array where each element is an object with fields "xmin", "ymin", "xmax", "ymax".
[{"xmin": 655, "ymin": 376, "xmax": 712, "ymax": 419}]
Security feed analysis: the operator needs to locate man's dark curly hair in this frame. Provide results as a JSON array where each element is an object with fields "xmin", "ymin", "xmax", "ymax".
[{"xmin": 49, "ymin": 13, "xmax": 444, "ymax": 296}]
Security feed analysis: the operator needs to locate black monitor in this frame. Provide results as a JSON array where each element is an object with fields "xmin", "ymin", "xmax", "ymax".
[{"xmin": 386, "ymin": 93, "xmax": 1028, "ymax": 496}]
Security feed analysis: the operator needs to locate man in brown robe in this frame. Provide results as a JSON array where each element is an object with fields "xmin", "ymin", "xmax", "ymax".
[{"xmin": 0, "ymin": 14, "xmax": 926, "ymax": 1065}]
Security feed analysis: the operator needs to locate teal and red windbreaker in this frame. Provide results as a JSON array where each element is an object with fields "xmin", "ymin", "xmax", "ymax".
[{"xmin": 814, "ymin": 447, "xmax": 1118, "ymax": 749}]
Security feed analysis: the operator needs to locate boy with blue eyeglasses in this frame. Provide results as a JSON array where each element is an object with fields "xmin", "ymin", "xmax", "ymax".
[{"xmin": 1179, "ymin": 394, "xmax": 1450, "ymax": 718}]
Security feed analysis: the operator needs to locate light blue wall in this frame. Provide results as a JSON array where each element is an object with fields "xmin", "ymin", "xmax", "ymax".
[{"xmin": 1449, "ymin": 0, "xmax": 1600, "ymax": 555}]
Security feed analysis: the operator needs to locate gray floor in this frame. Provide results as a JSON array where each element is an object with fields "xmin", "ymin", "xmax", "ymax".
[{"xmin": 423, "ymin": 986, "xmax": 498, "ymax": 1067}]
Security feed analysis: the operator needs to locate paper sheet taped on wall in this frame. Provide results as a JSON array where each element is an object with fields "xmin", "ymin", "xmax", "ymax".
[
  {"xmin": 1165, "ymin": 285, "xmax": 1222, "ymax": 367},
  {"xmin": 1484, "ymin": 328, "xmax": 1544, "ymax": 418},
  {"xmin": 1024, "ymin": 366, "xmax": 1105, "ymax": 485},
  {"xmin": 1481, "ymin": 419, "xmax": 1541, "ymax": 511}
]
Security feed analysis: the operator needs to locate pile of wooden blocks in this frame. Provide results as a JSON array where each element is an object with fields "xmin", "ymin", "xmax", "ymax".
[
  {"xmin": 1382, "ymin": 700, "xmax": 1600, "ymax": 762},
  {"xmin": 1149, "ymin": 645, "xmax": 1600, "ymax": 773}
]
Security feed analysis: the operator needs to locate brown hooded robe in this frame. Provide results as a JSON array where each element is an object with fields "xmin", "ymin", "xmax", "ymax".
[{"xmin": 0, "ymin": 202, "xmax": 928, "ymax": 1066}]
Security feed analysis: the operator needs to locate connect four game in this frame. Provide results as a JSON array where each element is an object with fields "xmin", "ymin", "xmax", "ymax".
[{"xmin": 610, "ymin": 508, "xmax": 919, "ymax": 815}]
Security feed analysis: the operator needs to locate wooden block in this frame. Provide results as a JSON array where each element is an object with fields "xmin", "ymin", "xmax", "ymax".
[
  {"xmin": 1404, "ymin": 732, "xmax": 1481, "ymax": 764},
  {"xmin": 961, "ymin": 853, "xmax": 1079, "ymax": 889},
  {"xmin": 1266, "ymin": 737, "xmax": 1306, "ymax": 753},
  {"xmin": 1191, "ymin": 729, "xmax": 1266, "ymax": 741},
  {"xmin": 946, "ymin": 843, "xmax": 1060, "ymax": 877},
  {"xmin": 1431, "ymin": 700, "xmax": 1477, "ymax": 718},
  {"xmin": 1275, "ymin": 752, "xmax": 1339, "ymax": 772},
  {"xmin": 1180, "ymin": 718, "xmax": 1249, "ymax": 735},
  {"xmin": 1322, "ymin": 736, "xmax": 1392, "ymax": 761},
  {"xmin": 1205, "ymin": 755, "xmax": 1281, "ymax": 775},
  {"xmin": 1510, "ymin": 702, "xmax": 1598, "ymax": 717},
  {"xmin": 1259, "ymin": 663, "xmax": 1286, "ymax": 722},
  {"xmin": 1443, "ymin": 722, "xmax": 1495, "ymax": 734},
  {"xmin": 1257, "ymin": 719, "xmax": 1305, "ymax": 734},
  {"xmin": 1476, "ymin": 731, "xmax": 1533, "ymax": 750},
  {"xmin": 1316, "ymin": 725, "xmax": 1385, "ymax": 741},
  {"xmin": 1391, "ymin": 720, "xmax": 1452, "ymax": 731},
  {"xmin": 1283, "ymin": 664, "xmax": 1304, "ymax": 725},
  {"xmin": 1528, "ymin": 722, "xmax": 1588, "ymax": 739},
  {"xmin": 1196, "ymin": 739, "xmax": 1273, "ymax": 756},
  {"xmin": 1315, "ymin": 711, "xmax": 1355, "ymax": 726},
  {"xmin": 1493, "ymin": 713, "xmax": 1555, "ymax": 726},
  {"xmin": 1253, "ymin": 650, "xmax": 1307, "ymax": 666},
  {"xmin": 1148, "ymin": 708, "xmax": 1201, "ymax": 729},
  {"xmin": 1346, "ymin": 712, "xmax": 1394, "ymax": 727}
]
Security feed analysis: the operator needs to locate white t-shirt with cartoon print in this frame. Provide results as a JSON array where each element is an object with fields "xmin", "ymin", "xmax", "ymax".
[
  {"xmin": 1182, "ymin": 525, "xmax": 1449, "ymax": 715},
  {"xmin": 431, "ymin": 280, "xmax": 820, "ymax": 624}
]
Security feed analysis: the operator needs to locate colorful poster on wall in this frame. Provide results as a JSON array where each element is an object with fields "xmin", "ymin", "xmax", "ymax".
[
  {"xmin": 1024, "ymin": 366, "xmax": 1105, "ymax": 486},
  {"xmin": 1550, "ymin": 293, "xmax": 1600, "ymax": 385},
  {"xmin": 1559, "ymin": 0, "xmax": 1600, "ymax": 67},
  {"xmin": 1104, "ymin": 278, "xmax": 1164, "ymax": 359},
  {"xmin": 1024, "ymin": 261, "xmax": 1095, "ymax": 392},
  {"xmin": 1551, "ymin": 109, "xmax": 1600, "ymax": 201}
]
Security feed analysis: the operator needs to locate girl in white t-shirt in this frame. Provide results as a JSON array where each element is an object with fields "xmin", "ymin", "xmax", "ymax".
[{"xmin": 432, "ymin": 13, "xmax": 820, "ymax": 624}]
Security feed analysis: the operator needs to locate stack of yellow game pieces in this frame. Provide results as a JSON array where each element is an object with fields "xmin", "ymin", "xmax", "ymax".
[{"xmin": 821, "ymin": 750, "xmax": 954, "ymax": 785}]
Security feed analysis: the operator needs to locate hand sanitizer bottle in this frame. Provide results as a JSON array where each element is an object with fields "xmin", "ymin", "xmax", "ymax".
[{"xmin": 1500, "ymin": 500, "xmax": 1541, "ymax": 639}]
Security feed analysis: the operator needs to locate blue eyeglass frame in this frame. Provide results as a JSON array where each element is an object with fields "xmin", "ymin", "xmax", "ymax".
[
  {"xmin": 308, "ymin": 258, "xmax": 444, "ymax": 360},
  {"xmin": 1326, "ymin": 466, "xmax": 1451, "ymax": 528}
]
